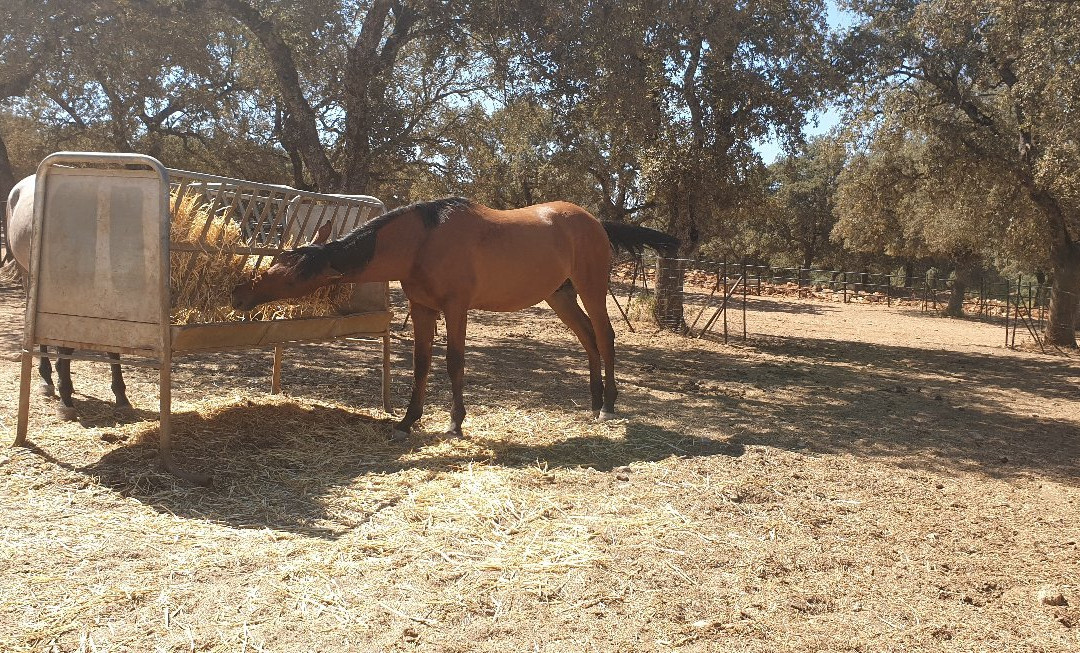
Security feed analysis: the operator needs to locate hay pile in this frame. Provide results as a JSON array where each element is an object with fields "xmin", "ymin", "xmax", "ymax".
[{"xmin": 169, "ymin": 191, "xmax": 355, "ymax": 324}]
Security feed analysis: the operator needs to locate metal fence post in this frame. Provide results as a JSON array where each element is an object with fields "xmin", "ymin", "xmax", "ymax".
[
  {"xmin": 722, "ymin": 260, "xmax": 728, "ymax": 343},
  {"xmin": 742, "ymin": 262, "xmax": 747, "ymax": 339}
]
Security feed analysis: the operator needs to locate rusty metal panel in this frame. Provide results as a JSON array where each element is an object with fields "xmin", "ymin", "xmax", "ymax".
[
  {"xmin": 170, "ymin": 311, "xmax": 392, "ymax": 352},
  {"xmin": 33, "ymin": 165, "xmax": 167, "ymax": 351},
  {"xmin": 37, "ymin": 312, "xmax": 161, "ymax": 354},
  {"xmin": 169, "ymin": 320, "xmax": 272, "ymax": 351},
  {"xmin": 257, "ymin": 311, "xmax": 392, "ymax": 345}
]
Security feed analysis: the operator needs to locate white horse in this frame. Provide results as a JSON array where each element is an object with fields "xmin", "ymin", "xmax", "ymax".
[{"xmin": 5, "ymin": 175, "xmax": 130, "ymax": 419}]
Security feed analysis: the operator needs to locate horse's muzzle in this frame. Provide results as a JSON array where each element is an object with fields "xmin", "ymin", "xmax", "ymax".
[{"xmin": 230, "ymin": 283, "xmax": 257, "ymax": 311}]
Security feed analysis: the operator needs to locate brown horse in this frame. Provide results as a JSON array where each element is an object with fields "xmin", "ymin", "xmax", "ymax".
[{"xmin": 230, "ymin": 197, "xmax": 678, "ymax": 440}]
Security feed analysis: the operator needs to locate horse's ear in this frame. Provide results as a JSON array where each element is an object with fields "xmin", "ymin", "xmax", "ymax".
[{"xmin": 310, "ymin": 221, "xmax": 334, "ymax": 245}]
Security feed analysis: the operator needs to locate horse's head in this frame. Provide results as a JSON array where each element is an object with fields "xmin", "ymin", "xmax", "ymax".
[{"xmin": 230, "ymin": 222, "xmax": 342, "ymax": 311}]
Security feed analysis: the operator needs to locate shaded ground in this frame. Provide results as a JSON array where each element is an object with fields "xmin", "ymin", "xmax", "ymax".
[{"xmin": 0, "ymin": 282, "xmax": 1078, "ymax": 652}]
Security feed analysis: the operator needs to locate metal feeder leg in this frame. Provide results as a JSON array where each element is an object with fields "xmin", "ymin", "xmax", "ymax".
[
  {"xmin": 158, "ymin": 352, "xmax": 211, "ymax": 486},
  {"xmin": 14, "ymin": 351, "xmax": 34, "ymax": 446}
]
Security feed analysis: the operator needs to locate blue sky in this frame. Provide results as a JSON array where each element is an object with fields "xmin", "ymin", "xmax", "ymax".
[{"xmin": 754, "ymin": 1, "xmax": 857, "ymax": 163}]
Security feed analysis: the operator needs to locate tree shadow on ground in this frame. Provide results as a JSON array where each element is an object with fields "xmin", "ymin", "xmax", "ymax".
[
  {"xmin": 742, "ymin": 296, "xmax": 839, "ymax": 316},
  {"xmin": 390, "ymin": 329, "xmax": 1079, "ymax": 485},
  {"xmin": 161, "ymin": 323, "xmax": 1079, "ymax": 488}
]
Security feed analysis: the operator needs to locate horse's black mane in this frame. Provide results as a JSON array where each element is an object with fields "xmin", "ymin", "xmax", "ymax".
[
  {"xmin": 382, "ymin": 196, "xmax": 473, "ymax": 228},
  {"xmin": 297, "ymin": 196, "xmax": 473, "ymax": 278}
]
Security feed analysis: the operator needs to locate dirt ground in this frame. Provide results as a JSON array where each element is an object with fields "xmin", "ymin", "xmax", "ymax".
[{"xmin": 0, "ymin": 279, "xmax": 1078, "ymax": 652}]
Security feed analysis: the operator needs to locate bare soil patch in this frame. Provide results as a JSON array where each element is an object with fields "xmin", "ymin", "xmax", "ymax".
[{"xmin": 1, "ymin": 281, "xmax": 1078, "ymax": 652}]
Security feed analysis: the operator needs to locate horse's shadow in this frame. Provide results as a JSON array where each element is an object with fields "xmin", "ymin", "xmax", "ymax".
[{"xmin": 65, "ymin": 400, "xmax": 742, "ymax": 539}]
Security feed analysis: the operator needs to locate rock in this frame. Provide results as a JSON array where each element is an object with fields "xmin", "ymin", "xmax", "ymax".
[{"xmin": 1038, "ymin": 587, "xmax": 1068, "ymax": 607}]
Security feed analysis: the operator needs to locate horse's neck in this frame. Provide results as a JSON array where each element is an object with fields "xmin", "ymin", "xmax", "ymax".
[{"xmin": 334, "ymin": 213, "xmax": 422, "ymax": 283}]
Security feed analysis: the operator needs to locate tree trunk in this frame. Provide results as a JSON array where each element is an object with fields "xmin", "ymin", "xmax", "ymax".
[
  {"xmin": 0, "ymin": 130, "xmax": 15, "ymax": 263},
  {"xmin": 1046, "ymin": 240, "xmax": 1080, "ymax": 347},
  {"xmin": 653, "ymin": 256, "xmax": 687, "ymax": 332},
  {"xmin": 800, "ymin": 252, "xmax": 813, "ymax": 286},
  {"xmin": 942, "ymin": 264, "xmax": 973, "ymax": 317},
  {"xmin": 0, "ymin": 130, "xmax": 15, "ymax": 207},
  {"xmin": 1028, "ymin": 189, "xmax": 1079, "ymax": 347},
  {"xmin": 214, "ymin": 0, "xmax": 340, "ymax": 191},
  {"xmin": 655, "ymin": 196, "xmax": 698, "ymax": 332}
]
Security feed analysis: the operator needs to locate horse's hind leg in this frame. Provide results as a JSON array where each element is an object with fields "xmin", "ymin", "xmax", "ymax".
[
  {"xmin": 442, "ymin": 304, "xmax": 468, "ymax": 438},
  {"xmin": 392, "ymin": 303, "xmax": 438, "ymax": 441},
  {"xmin": 38, "ymin": 345, "xmax": 55, "ymax": 397},
  {"xmin": 572, "ymin": 273, "xmax": 618, "ymax": 419},
  {"xmin": 55, "ymin": 347, "xmax": 77, "ymax": 421},
  {"xmin": 109, "ymin": 353, "xmax": 131, "ymax": 408},
  {"xmin": 546, "ymin": 283, "xmax": 604, "ymax": 415}
]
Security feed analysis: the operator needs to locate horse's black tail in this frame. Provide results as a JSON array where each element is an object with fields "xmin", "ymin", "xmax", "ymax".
[{"xmin": 602, "ymin": 221, "xmax": 681, "ymax": 258}]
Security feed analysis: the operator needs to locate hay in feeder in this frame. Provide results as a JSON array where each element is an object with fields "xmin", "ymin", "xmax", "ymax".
[{"xmin": 168, "ymin": 191, "xmax": 356, "ymax": 324}]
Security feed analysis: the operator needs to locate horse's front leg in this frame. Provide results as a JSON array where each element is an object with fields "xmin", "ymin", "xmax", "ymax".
[
  {"xmin": 109, "ymin": 353, "xmax": 131, "ymax": 408},
  {"xmin": 55, "ymin": 347, "xmax": 77, "ymax": 421},
  {"xmin": 391, "ymin": 303, "xmax": 438, "ymax": 441},
  {"xmin": 38, "ymin": 345, "xmax": 55, "ymax": 397},
  {"xmin": 442, "ymin": 306, "xmax": 468, "ymax": 438}
]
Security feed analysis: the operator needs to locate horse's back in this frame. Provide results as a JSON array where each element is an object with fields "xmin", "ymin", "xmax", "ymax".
[
  {"xmin": 427, "ymin": 201, "xmax": 610, "ymax": 310},
  {"xmin": 464, "ymin": 201, "xmax": 609, "ymax": 262},
  {"xmin": 475, "ymin": 201, "xmax": 608, "ymax": 250}
]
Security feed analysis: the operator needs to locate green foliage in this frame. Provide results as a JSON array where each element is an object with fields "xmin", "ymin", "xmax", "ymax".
[
  {"xmin": 754, "ymin": 136, "xmax": 847, "ymax": 269},
  {"xmin": 8, "ymin": 0, "xmax": 1076, "ymax": 334},
  {"xmin": 833, "ymin": 0, "xmax": 1080, "ymax": 340}
]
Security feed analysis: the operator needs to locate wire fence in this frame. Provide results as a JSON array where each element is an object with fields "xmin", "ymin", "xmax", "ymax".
[{"xmin": 607, "ymin": 256, "xmax": 1067, "ymax": 351}]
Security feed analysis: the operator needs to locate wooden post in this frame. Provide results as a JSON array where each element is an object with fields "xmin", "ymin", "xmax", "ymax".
[
  {"xmin": 1006, "ymin": 275, "xmax": 1015, "ymax": 345},
  {"xmin": 722, "ymin": 260, "xmax": 728, "ymax": 343},
  {"xmin": 382, "ymin": 333, "xmax": 393, "ymax": 413},
  {"xmin": 742, "ymin": 263, "xmax": 747, "ymax": 339},
  {"xmin": 14, "ymin": 351, "xmax": 33, "ymax": 446},
  {"xmin": 271, "ymin": 345, "xmax": 284, "ymax": 394},
  {"xmin": 1027, "ymin": 281, "xmax": 1033, "ymax": 327},
  {"xmin": 1004, "ymin": 280, "xmax": 1011, "ymax": 347}
]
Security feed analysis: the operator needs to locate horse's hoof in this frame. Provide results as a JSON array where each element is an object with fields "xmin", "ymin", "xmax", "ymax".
[
  {"xmin": 440, "ymin": 428, "xmax": 464, "ymax": 440},
  {"xmin": 56, "ymin": 404, "xmax": 77, "ymax": 421},
  {"xmin": 114, "ymin": 397, "xmax": 132, "ymax": 410},
  {"xmin": 39, "ymin": 383, "xmax": 55, "ymax": 398},
  {"xmin": 597, "ymin": 410, "xmax": 618, "ymax": 422},
  {"xmin": 389, "ymin": 429, "xmax": 410, "ymax": 442}
]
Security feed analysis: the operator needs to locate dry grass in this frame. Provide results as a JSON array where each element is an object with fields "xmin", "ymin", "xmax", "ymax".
[
  {"xmin": 1, "ymin": 282, "xmax": 1078, "ymax": 652},
  {"xmin": 168, "ymin": 191, "xmax": 354, "ymax": 324}
]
